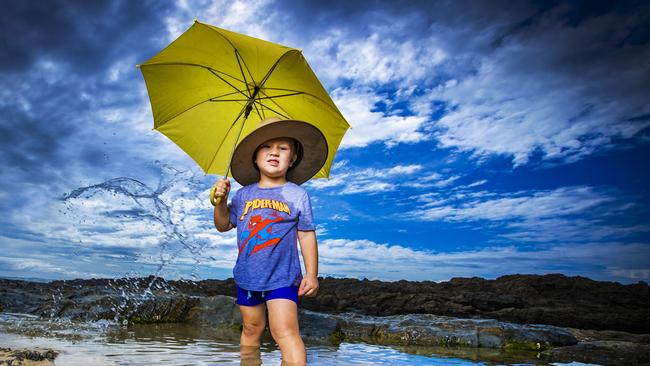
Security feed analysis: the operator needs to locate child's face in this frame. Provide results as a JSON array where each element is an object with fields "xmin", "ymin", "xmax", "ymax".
[{"xmin": 254, "ymin": 137, "xmax": 297, "ymax": 180}]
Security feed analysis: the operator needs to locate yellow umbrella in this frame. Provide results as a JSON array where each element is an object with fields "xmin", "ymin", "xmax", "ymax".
[{"xmin": 137, "ymin": 20, "xmax": 350, "ymax": 205}]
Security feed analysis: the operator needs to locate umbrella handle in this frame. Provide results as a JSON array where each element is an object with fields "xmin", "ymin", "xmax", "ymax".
[
  {"xmin": 210, "ymin": 105, "xmax": 252, "ymax": 208},
  {"xmin": 210, "ymin": 185, "xmax": 222, "ymax": 207}
]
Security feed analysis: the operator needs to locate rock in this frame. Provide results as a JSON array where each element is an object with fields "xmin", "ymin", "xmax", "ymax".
[
  {"xmin": 298, "ymin": 273, "xmax": 650, "ymax": 333},
  {"xmin": 323, "ymin": 312, "xmax": 577, "ymax": 349},
  {"xmin": 185, "ymin": 295, "xmax": 241, "ymax": 327},
  {"xmin": 36, "ymin": 293, "xmax": 200, "ymax": 324},
  {"xmin": 177, "ymin": 298, "xmax": 578, "ymax": 350},
  {"xmin": 545, "ymin": 328, "xmax": 650, "ymax": 365},
  {"xmin": 297, "ymin": 310, "xmax": 340, "ymax": 343},
  {"xmin": 0, "ymin": 347, "xmax": 58, "ymax": 365},
  {"xmin": 181, "ymin": 296, "xmax": 343, "ymax": 346},
  {"xmin": 0, "ymin": 277, "xmax": 199, "ymax": 324}
]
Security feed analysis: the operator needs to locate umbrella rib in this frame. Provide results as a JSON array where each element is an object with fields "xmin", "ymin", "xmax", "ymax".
[
  {"xmin": 244, "ymin": 49, "xmax": 304, "ymax": 121},
  {"xmin": 235, "ymin": 50, "xmax": 253, "ymax": 98},
  {"xmin": 252, "ymin": 92, "xmax": 304, "ymax": 100},
  {"xmin": 252, "ymin": 92, "xmax": 265, "ymax": 120},
  {"xmin": 196, "ymin": 22, "xmax": 258, "ymax": 89},
  {"xmin": 208, "ymin": 90, "xmax": 248, "ymax": 102},
  {"xmin": 150, "ymin": 67, "xmax": 254, "ymax": 127},
  {"xmin": 267, "ymin": 87, "xmax": 348, "ymax": 122},
  {"xmin": 205, "ymin": 67, "xmax": 246, "ymax": 86},
  {"xmin": 256, "ymin": 49, "xmax": 300, "ymax": 89},
  {"xmin": 209, "ymin": 99, "xmax": 254, "ymax": 102},
  {"xmin": 259, "ymin": 89, "xmax": 296, "ymax": 117},
  {"xmin": 263, "ymin": 87, "xmax": 309, "ymax": 93},
  {"xmin": 255, "ymin": 95, "xmax": 291, "ymax": 120},
  {"xmin": 140, "ymin": 62, "xmax": 246, "ymax": 85},
  {"xmin": 253, "ymin": 102, "xmax": 264, "ymax": 120},
  {"xmin": 259, "ymin": 104, "xmax": 290, "ymax": 119},
  {"xmin": 207, "ymin": 69, "xmax": 249, "ymax": 99}
]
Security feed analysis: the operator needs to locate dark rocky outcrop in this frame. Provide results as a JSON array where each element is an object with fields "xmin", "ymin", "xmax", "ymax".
[
  {"xmin": 1, "ymin": 273, "xmax": 648, "ymax": 332},
  {"xmin": 297, "ymin": 274, "xmax": 650, "ymax": 334},
  {"xmin": 169, "ymin": 273, "xmax": 650, "ymax": 334},
  {"xmin": 0, "ymin": 277, "xmax": 198, "ymax": 324}
]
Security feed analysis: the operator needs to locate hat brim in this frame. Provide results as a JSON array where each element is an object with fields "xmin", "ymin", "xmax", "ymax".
[{"xmin": 231, "ymin": 119, "xmax": 328, "ymax": 186}]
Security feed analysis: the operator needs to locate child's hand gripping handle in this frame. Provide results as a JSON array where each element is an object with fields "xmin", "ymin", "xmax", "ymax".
[{"xmin": 210, "ymin": 178, "xmax": 230, "ymax": 207}]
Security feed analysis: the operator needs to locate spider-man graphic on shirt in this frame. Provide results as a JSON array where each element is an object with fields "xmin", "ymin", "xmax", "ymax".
[{"xmin": 238, "ymin": 211, "xmax": 285, "ymax": 257}]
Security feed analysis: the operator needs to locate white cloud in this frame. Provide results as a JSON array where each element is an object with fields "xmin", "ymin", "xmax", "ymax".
[
  {"xmin": 330, "ymin": 214, "xmax": 350, "ymax": 221},
  {"xmin": 307, "ymin": 163, "xmax": 423, "ymax": 194},
  {"xmin": 432, "ymin": 175, "xmax": 460, "ymax": 188},
  {"xmin": 411, "ymin": 186, "xmax": 614, "ymax": 222},
  {"xmin": 0, "ymin": 250, "xmax": 111, "ymax": 279},
  {"xmin": 314, "ymin": 238, "xmax": 650, "ymax": 283},
  {"xmin": 167, "ymin": 0, "xmax": 280, "ymax": 43},
  {"xmin": 384, "ymin": 165, "xmax": 423, "ymax": 175},
  {"xmin": 503, "ymin": 219, "xmax": 650, "ymax": 243},
  {"xmin": 406, "ymin": 185, "xmax": 649, "ymax": 244},
  {"xmin": 465, "ymin": 180, "xmax": 488, "ymax": 188},
  {"xmin": 607, "ymin": 268, "xmax": 650, "ymax": 281},
  {"xmin": 419, "ymin": 173, "xmax": 442, "ymax": 182},
  {"xmin": 309, "ymin": 25, "xmax": 446, "ymax": 86},
  {"xmin": 333, "ymin": 87, "xmax": 429, "ymax": 148},
  {"xmin": 423, "ymin": 10, "xmax": 650, "ymax": 166}
]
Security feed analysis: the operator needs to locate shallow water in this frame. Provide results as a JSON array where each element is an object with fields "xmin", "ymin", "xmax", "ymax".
[{"xmin": 0, "ymin": 313, "xmax": 600, "ymax": 366}]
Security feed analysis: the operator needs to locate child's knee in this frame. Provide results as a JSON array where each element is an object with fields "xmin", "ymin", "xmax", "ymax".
[
  {"xmin": 269, "ymin": 324, "xmax": 300, "ymax": 341},
  {"xmin": 242, "ymin": 321, "xmax": 265, "ymax": 337}
]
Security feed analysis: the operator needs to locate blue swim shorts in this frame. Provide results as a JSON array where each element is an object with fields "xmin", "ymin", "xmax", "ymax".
[{"xmin": 236, "ymin": 285, "xmax": 299, "ymax": 306}]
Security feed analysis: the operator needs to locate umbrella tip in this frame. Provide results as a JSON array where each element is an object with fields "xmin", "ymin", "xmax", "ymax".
[
  {"xmin": 135, "ymin": 64, "xmax": 141, "ymax": 68},
  {"xmin": 193, "ymin": 18, "xmax": 200, "ymax": 23}
]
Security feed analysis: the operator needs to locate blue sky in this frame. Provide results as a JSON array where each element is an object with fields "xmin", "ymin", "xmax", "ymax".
[{"xmin": 1, "ymin": 0, "xmax": 649, "ymax": 284}]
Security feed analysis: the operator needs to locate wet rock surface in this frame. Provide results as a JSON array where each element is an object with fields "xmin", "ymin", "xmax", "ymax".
[
  {"xmin": 299, "ymin": 310, "xmax": 578, "ymax": 348},
  {"xmin": 549, "ymin": 328, "xmax": 650, "ymax": 366},
  {"xmin": 0, "ymin": 347, "xmax": 58, "ymax": 366}
]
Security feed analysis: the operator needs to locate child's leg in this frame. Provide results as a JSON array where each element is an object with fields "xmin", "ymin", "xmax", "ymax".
[
  {"xmin": 266, "ymin": 298, "xmax": 306, "ymax": 365},
  {"xmin": 239, "ymin": 303, "xmax": 267, "ymax": 347}
]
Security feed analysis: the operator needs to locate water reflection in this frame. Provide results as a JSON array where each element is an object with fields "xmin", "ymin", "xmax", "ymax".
[
  {"xmin": 0, "ymin": 313, "xmax": 501, "ymax": 365},
  {"xmin": 1, "ymin": 313, "xmax": 604, "ymax": 365},
  {"xmin": 241, "ymin": 345, "xmax": 262, "ymax": 366}
]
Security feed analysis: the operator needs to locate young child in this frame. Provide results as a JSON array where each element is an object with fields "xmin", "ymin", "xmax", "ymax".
[{"xmin": 212, "ymin": 117, "xmax": 327, "ymax": 365}]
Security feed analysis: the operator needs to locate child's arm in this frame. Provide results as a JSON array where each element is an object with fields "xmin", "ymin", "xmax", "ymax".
[
  {"xmin": 213, "ymin": 178, "xmax": 234, "ymax": 232},
  {"xmin": 298, "ymin": 230, "xmax": 319, "ymax": 297}
]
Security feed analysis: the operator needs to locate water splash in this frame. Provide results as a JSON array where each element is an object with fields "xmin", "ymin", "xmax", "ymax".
[{"xmin": 58, "ymin": 162, "xmax": 219, "ymax": 324}]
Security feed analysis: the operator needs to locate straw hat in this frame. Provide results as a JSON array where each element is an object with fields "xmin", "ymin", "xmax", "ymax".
[{"xmin": 230, "ymin": 117, "xmax": 328, "ymax": 186}]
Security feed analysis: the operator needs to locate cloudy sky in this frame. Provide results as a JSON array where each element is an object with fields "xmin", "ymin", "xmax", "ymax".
[{"xmin": 1, "ymin": 0, "xmax": 649, "ymax": 284}]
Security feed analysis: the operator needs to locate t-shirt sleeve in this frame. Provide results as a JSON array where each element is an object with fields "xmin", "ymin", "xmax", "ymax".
[
  {"xmin": 297, "ymin": 191, "xmax": 315, "ymax": 231},
  {"xmin": 228, "ymin": 189, "xmax": 239, "ymax": 228}
]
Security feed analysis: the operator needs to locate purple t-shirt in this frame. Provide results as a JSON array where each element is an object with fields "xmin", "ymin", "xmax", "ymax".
[{"xmin": 228, "ymin": 181, "xmax": 315, "ymax": 291}]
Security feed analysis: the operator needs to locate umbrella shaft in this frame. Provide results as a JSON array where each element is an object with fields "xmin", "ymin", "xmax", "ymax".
[
  {"xmin": 224, "ymin": 113, "xmax": 248, "ymax": 178},
  {"xmin": 224, "ymin": 86, "xmax": 258, "ymax": 177},
  {"xmin": 243, "ymin": 86, "xmax": 260, "ymax": 119}
]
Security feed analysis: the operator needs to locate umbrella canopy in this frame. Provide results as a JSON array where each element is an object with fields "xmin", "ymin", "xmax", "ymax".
[{"xmin": 138, "ymin": 20, "xmax": 350, "ymax": 183}]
